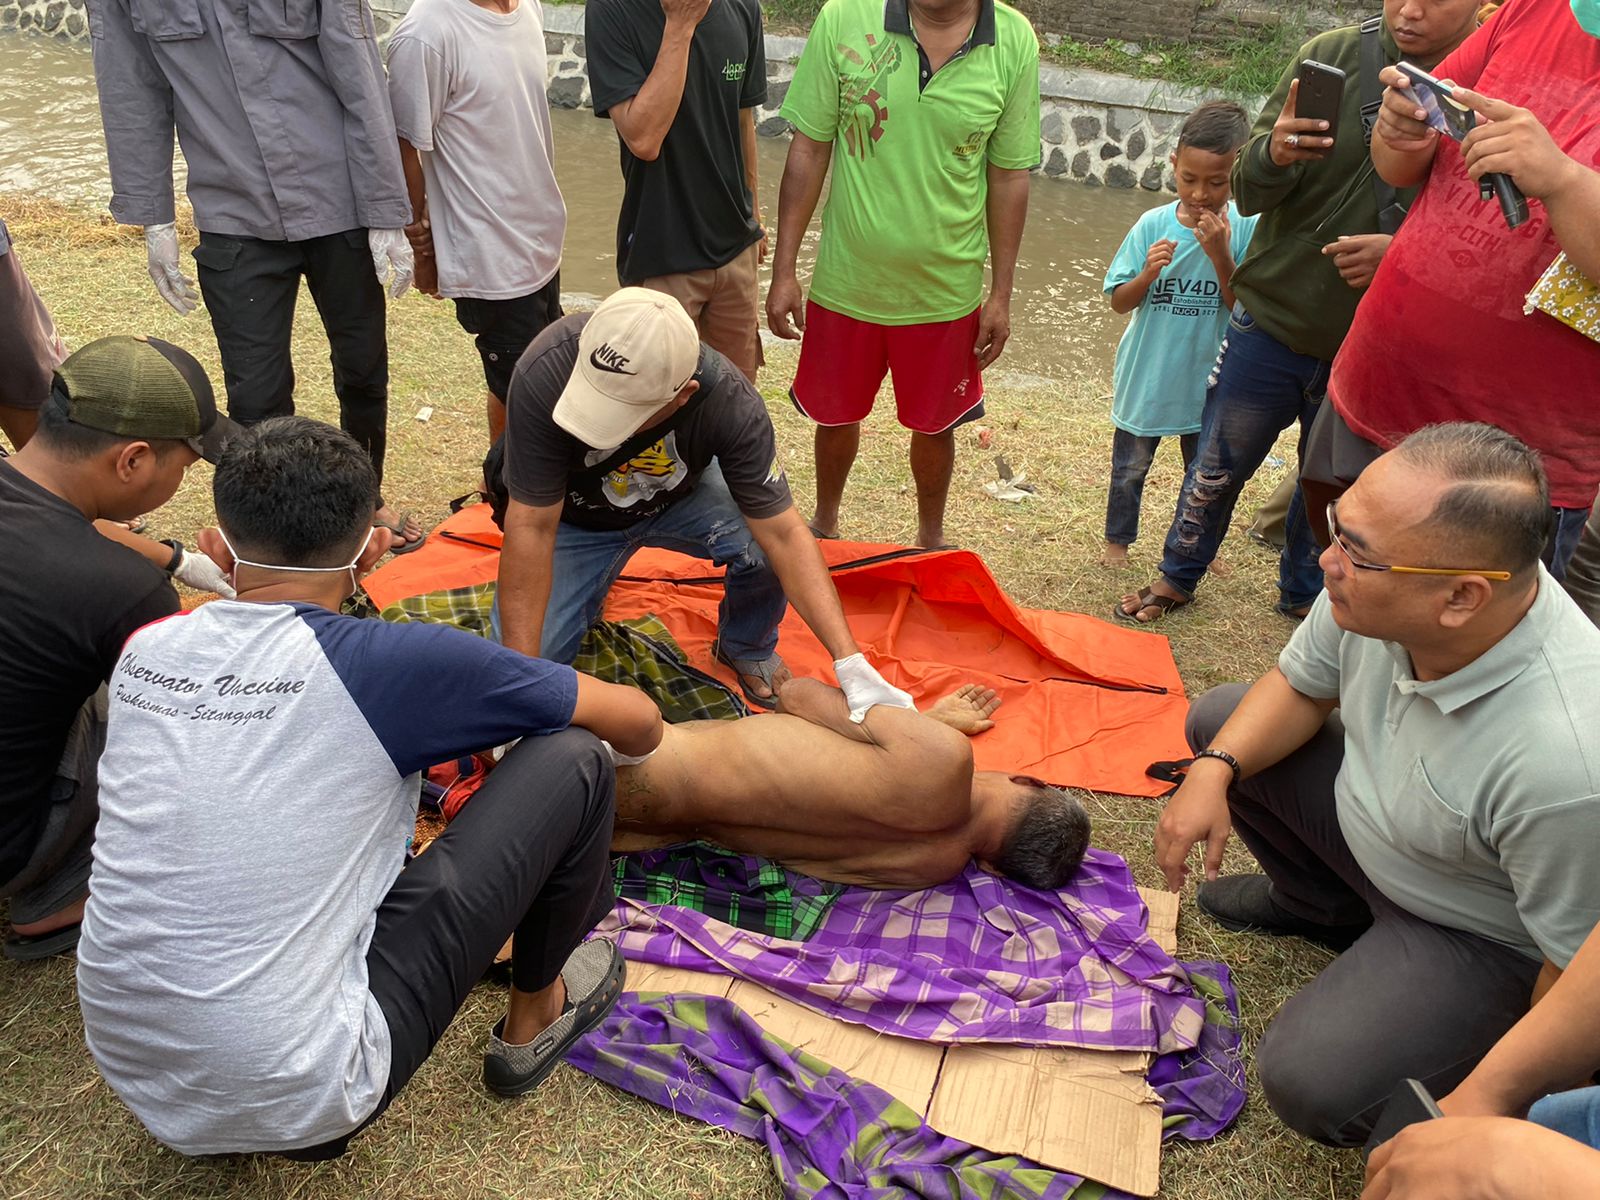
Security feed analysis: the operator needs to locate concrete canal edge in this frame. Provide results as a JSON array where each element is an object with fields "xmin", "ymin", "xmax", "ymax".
[{"xmin": 1, "ymin": 0, "xmax": 1265, "ymax": 194}]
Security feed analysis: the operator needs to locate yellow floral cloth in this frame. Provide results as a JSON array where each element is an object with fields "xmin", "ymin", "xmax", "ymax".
[{"xmin": 1526, "ymin": 252, "xmax": 1600, "ymax": 344}]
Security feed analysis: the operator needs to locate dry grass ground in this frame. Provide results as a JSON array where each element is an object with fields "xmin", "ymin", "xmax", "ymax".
[{"xmin": 0, "ymin": 195, "xmax": 1361, "ymax": 1200}]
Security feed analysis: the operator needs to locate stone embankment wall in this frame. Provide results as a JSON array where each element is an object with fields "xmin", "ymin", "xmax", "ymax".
[{"xmin": 1, "ymin": 0, "xmax": 1266, "ymax": 194}]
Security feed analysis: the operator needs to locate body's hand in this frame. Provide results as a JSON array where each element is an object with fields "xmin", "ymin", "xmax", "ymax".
[
  {"xmin": 1452, "ymin": 89, "xmax": 1586, "ymax": 201},
  {"xmin": 1376, "ymin": 66, "xmax": 1444, "ymax": 154},
  {"xmin": 1194, "ymin": 210, "xmax": 1231, "ymax": 263},
  {"xmin": 756, "ymin": 226, "xmax": 770, "ymax": 267},
  {"xmin": 660, "ymin": 0, "xmax": 711, "ymax": 25},
  {"xmin": 144, "ymin": 222, "xmax": 198, "ymax": 316},
  {"xmin": 406, "ymin": 218, "xmax": 440, "ymax": 297},
  {"xmin": 368, "ymin": 228, "xmax": 415, "ymax": 299},
  {"xmin": 766, "ymin": 270, "xmax": 806, "ymax": 339},
  {"xmin": 1320, "ymin": 232, "xmax": 1393, "ymax": 290},
  {"xmin": 973, "ymin": 291, "xmax": 1011, "ymax": 371},
  {"xmin": 1269, "ymin": 78, "xmax": 1335, "ymax": 167},
  {"xmin": 172, "ymin": 549, "xmax": 237, "ymax": 598},
  {"xmin": 834, "ymin": 653, "xmax": 915, "ymax": 723},
  {"xmin": 1153, "ymin": 758, "xmax": 1234, "ymax": 891}
]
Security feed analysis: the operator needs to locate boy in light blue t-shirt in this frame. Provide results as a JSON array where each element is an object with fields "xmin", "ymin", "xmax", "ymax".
[{"xmin": 1101, "ymin": 102, "xmax": 1259, "ymax": 564}]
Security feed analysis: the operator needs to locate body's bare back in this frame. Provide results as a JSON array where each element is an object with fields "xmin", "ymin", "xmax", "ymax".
[{"xmin": 612, "ymin": 682, "xmax": 999, "ymax": 887}]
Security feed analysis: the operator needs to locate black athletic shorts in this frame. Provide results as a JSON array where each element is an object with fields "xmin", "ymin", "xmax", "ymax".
[{"xmin": 454, "ymin": 273, "xmax": 564, "ymax": 402}]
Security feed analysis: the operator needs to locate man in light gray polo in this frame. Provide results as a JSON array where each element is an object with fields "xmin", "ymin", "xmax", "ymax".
[{"xmin": 1154, "ymin": 422, "xmax": 1600, "ymax": 1148}]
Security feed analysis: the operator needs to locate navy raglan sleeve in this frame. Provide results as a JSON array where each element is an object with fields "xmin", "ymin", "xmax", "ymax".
[
  {"xmin": 299, "ymin": 607, "xmax": 579, "ymax": 778},
  {"xmin": 585, "ymin": 0, "xmax": 648, "ymax": 117}
]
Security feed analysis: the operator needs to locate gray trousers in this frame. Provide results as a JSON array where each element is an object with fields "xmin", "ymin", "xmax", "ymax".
[
  {"xmin": 1, "ymin": 688, "xmax": 105, "ymax": 924},
  {"xmin": 1189, "ymin": 685, "xmax": 1541, "ymax": 1146}
]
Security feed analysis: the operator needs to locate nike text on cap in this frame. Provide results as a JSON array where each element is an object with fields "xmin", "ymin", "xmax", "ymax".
[{"xmin": 553, "ymin": 287, "xmax": 702, "ymax": 450}]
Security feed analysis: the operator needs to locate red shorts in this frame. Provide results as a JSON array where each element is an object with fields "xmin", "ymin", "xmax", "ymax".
[{"xmin": 789, "ymin": 301, "xmax": 985, "ymax": 435}]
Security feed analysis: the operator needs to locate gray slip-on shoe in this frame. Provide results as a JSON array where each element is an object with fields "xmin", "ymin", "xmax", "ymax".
[{"xmin": 482, "ymin": 938, "xmax": 626, "ymax": 1097}]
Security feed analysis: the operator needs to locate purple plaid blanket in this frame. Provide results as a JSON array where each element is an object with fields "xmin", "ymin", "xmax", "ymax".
[{"xmin": 597, "ymin": 847, "xmax": 1206, "ymax": 1055}]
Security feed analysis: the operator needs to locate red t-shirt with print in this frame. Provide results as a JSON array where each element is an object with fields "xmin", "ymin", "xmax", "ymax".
[{"xmin": 1327, "ymin": 0, "xmax": 1600, "ymax": 507}]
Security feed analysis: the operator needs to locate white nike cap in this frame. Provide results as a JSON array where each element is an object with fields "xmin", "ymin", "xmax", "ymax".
[{"xmin": 553, "ymin": 288, "xmax": 702, "ymax": 450}]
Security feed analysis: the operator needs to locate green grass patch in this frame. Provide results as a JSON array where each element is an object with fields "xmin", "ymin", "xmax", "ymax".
[{"xmin": 1041, "ymin": 24, "xmax": 1303, "ymax": 98}]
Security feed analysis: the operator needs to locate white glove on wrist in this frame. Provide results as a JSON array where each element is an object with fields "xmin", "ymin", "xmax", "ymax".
[
  {"xmin": 600, "ymin": 739, "xmax": 657, "ymax": 768},
  {"xmin": 833, "ymin": 653, "xmax": 915, "ymax": 723},
  {"xmin": 173, "ymin": 549, "xmax": 236, "ymax": 598},
  {"xmin": 368, "ymin": 227, "xmax": 414, "ymax": 299},
  {"xmin": 144, "ymin": 222, "xmax": 198, "ymax": 316}
]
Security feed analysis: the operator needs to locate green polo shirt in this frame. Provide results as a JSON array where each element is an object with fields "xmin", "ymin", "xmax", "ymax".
[
  {"xmin": 781, "ymin": 0, "xmax": 1041, "ymax": 325},
  {"xmin": 1279, "ymin": 574, "xmax": 1600, "ymax": 966}
]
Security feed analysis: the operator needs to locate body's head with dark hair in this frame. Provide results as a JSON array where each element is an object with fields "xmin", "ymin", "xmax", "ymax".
[
  {"xmin": 990, "ymin": 777, "xmax": 1092, "ymax": 890},
  {"xmin": 1395, "ymin": 422, "xmax": 1551, "ymax": 576},
  {"xmin": 1170, "ymin": 100, "xmax": 1249, "ymax": 225},
  {"xmin": 1177, "ymin": 100, "xmax": 1251, "ymax": 156},
  {"xmin": 213, "ymin": 416, "xmax": 378, "ymax": 566}
]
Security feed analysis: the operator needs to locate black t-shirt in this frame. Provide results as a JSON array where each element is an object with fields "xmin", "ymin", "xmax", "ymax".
[
  {"xmin": 503, "ymin": 314, "xmax": 792, "ymax": 531},
  {"xmin": 0, "ymin": 459, "xmax": 179, "ymax": 881},
  {"xmin": 585, "ymin": 0, "xmax": 767, "ymax": 282}
]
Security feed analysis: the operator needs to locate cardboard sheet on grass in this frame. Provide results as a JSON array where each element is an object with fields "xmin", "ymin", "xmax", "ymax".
[
  {"xmin": 363, "ymin": 505, "xmax": 1190, "ymax": 796},
  {"xmin": 618, "ymin": 887, "xmax": 1180, "ymax": 1197}
]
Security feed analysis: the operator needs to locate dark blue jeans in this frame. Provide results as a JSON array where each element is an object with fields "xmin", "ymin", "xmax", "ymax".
[
  {"xmin": 1158, "ymin": 307, "xmax": 1328, "ymax": 611},
  {"xmin": 1105, "ymin": 428, "xmax": 1198, "ymax": 546}
]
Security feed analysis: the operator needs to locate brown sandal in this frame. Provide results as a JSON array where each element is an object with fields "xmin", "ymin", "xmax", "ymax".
[{"xmin": 1113, "ymin": 586, "xmax": 1192, "ymax": 624}]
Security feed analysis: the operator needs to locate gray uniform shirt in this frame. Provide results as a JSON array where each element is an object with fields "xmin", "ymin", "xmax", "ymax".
[
  {"xmin": 87, "ymin": 0, "xmax": 410, "ymax": 241},
  {"xmin": 1279, "ymin": 573, "xmax": 1600, "ymax": 965}
]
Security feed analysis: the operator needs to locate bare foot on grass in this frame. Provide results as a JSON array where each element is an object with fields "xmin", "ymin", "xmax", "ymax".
[
  {"xmin": 1207, "ymin": 557, "xmax": 1232, "ymax": 578},
  {"xmin": 925, "ymin": 684, "xmax": 1001, "ymax": 735},
  {"xmin": 1100, "ymin": 542, "xmax": 1130, "ymax": 567}
]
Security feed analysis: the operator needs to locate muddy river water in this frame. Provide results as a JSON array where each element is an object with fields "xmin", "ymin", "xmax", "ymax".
[{"xmin": 0, "ymin": 32, "xmax": 1166, "ymax": 381}]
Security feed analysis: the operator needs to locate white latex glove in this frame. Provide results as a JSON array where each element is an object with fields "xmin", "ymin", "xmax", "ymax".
[
  {"xmin": 368, "ymin": 227, "xmax": 414, "ymax": 299},
  {"xmin": 833, "ymin": 653, "xmax": 916, "ymax": 723},
  {"xmin": 144, "ymin": 222, "xmax": 198, "ymax": 316},
  {"xmin": 600, "ymin": 739, "xmax": 657, "ymax": 768},
  {"xmin": 172, "ymin": 549, "xmax": 236, "ymax": 598}
]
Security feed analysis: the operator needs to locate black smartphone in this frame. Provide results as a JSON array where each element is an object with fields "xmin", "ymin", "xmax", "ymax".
[
  {"xmin": 1296, "ymin": 59, "xmax": 1347, "ymax": 147},
  {"xmin": 1363, "ymin": 1078, "xmax": 1445, "ymax": 1160},
  {"xmin": 1395, "ymin": 61, "xmax": 1476, "ymax": 141}
]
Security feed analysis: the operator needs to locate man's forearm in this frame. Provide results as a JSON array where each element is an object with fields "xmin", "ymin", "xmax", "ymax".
[
  {"xmin": 772, "ymin": 134, "xmax": 832, "ymax": 277},
  {"xmin": 749, "ymin": 511, "xmax": 859, "ymax": 661},
  {"xmin": 1545, "ymin": 163, "xmax": 1600, "ymax": 285},
  {"xmin": 610, "ymin": 23, "xmax": 696, "ymax": 161},
  {"xmin": 398, "ymin": 140, "xmax": 428, "ymax": 229},
  {"xmin": 984, "ymin": 164, "xmax": 1029, "ymax": 299},
  {"xmin": 1372, "ymin": 134, "xmax": 1437, "ymax": 188},
  {"xmin": 497, "ymin": 523, "xmax": 555, "ymax": 657},
  {"xmin": 1207, "ymin": 667, "xmax": 1338, "ymax": 777},
  {"xmin": 741, "ymin": 109, "xmax": 762, "ymax": 228}
]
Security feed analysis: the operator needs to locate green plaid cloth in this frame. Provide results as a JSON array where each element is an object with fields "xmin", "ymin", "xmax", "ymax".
[{"xmin": 614, "ymin": 843, "xmax": 845, "ymax": 941}]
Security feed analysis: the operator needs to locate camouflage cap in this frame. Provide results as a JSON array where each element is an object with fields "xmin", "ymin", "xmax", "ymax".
[{"xmin": 52, "ymin": 335, "xmax": 237, "ymax": 463}]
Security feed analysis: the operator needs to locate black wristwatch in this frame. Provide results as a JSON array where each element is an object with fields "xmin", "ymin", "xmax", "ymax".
[
  {"xmin": 159, "ymin": 537, "xmax": 185, "ymax": 575},
  {"xmin": 1195, "ymin": 748, "xmax": 1241, "ymax": 785}
]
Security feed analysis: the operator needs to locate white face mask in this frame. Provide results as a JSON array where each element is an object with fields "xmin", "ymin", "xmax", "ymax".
[{"xmin": 216, "ymin": 525, "xmax": 376, "ymax": 594}]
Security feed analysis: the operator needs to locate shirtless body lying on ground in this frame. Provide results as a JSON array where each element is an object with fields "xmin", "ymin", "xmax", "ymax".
[{"xmin": 610, "ymin": 679, "xmax": 1091, "ymax": 890}]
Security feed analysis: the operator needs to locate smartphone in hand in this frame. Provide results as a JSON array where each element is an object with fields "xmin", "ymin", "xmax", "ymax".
[
  {"xmin": 1296, "ymin": 60, "xmax": 1347, "ymax": 145},
  {"xmin": 1395, "ymin": 61, "xmax": 1476, "ymax": 141},
  {"xmin": 1363, "ymin": 1078, "xmax": 1445, "ymax": 1160}
]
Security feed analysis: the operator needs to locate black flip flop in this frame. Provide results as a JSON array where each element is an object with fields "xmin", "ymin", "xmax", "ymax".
[
  {"xmin": 1112, "ymin": 586, "xmax": 1192, "ymax": 624},
  {"xmin": 374, "ymin": 513, "xmax": 429, "ymax": 556},
  {"xmin": 712, "ymin": 640, "xmax": 784, "ymax": 711},
  {"xmin": 3, "ymin": 921, "xmax": 81, "ymax": 962}
]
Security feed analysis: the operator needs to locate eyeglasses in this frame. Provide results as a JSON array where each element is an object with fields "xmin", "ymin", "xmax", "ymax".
[{"xmin": 1325, "ymin": 501, "xmax": 1512, "ymax": 581}]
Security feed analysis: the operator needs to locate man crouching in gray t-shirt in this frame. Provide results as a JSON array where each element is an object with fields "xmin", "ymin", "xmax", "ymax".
[{"xmin": 77, "ymin": 417, "xmax": 664, "ymax": 1158}]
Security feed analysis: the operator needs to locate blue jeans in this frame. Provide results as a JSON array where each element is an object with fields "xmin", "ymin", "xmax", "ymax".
[
  {"xmin": 1157, "ymin": 306, "xmax": 1328, "ymax": 612},
  {"xmin": 1105, "ymin": 428, "xmax": 1198, "ymax": 546},
  {"xmin": 1530, "ymin": 1085, "xmax": 1600, "ymax": 1150},
  {"xmin": 491, "ymin": 462, "xmax": 788, "ymax": 664}
]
